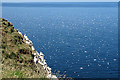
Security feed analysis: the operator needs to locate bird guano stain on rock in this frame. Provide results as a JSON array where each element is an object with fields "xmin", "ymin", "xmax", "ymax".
[{"xmin": 23, "ymin": 34, "xmax": 58, "ymax": 79}]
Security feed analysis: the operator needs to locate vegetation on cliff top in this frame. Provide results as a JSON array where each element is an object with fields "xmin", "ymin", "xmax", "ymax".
[{"xmin": 0, "ymin": 18, "xmax": 49, "ymax": 78}]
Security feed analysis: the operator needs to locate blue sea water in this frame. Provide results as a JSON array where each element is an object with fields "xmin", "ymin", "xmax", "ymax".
[{"xmin": 2, "ymin": 2, "xmax": 118, "ymax": 78}]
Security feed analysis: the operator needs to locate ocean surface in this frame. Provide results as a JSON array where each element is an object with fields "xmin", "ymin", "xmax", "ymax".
[{"xmin": 2, "ymin": 2, "xmax": 119, "ymax": 78}]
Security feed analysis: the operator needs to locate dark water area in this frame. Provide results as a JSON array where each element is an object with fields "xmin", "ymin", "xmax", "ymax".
[{"xmin": 2, "ymin": 2, "xmax": 119, "ymax": 78}]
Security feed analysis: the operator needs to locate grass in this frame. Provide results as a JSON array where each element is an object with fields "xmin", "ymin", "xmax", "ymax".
[{"xmin": 0, "ymin": 18, "xmax": 48, "ymax": 78}]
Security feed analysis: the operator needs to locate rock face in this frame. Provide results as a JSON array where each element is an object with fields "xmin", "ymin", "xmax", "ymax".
[{"xmin": 0, "ymin": 18, "xmax": 57, "ymax": 79}]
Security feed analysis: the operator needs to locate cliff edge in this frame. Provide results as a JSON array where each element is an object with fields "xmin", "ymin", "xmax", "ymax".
[{"xmin": 0, "ymin": 18, "xmax": 57, "ymax": 79}]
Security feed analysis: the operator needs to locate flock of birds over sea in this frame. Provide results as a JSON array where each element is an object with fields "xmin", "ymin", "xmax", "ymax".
[{"xmin": 3, "ymin": 7, "xmax": 118, "ymax": 78}]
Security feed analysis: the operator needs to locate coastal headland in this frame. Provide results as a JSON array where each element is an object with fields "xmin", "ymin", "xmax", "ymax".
[{"xmin": 0, "ymin": 18, "xmax": 57, "ymax": 79}]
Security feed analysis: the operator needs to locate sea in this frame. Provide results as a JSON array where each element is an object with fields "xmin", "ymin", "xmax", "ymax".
[{"xmin": 2, "ymin": 2, "xmax": 119, "ymax": 78}]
